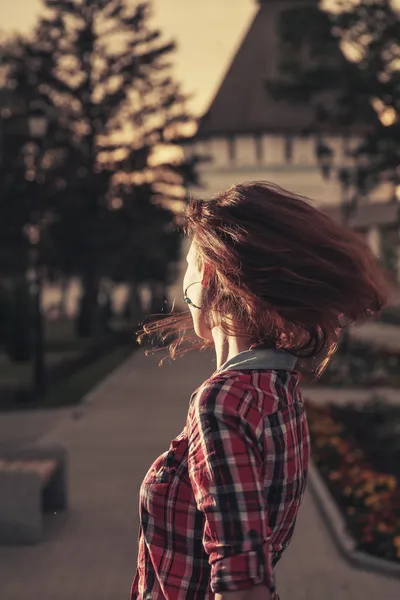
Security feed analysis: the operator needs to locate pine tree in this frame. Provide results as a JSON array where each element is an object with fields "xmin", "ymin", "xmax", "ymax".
[{"xmin": 2, "ymin": 0, "xmax": 196, "ymax": 335}]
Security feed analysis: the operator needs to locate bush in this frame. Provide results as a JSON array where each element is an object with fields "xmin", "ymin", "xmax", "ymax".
[
  {"xmin": 318, "ymin": 341, "xmax": 400, "ymax": 388},
  {"xmin": 307, "ymin": 401, "xmax": 400, "ymax": 563}
]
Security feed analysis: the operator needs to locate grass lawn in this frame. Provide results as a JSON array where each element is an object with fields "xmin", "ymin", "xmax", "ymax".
[
  {"xmin": 0, "ymin": 350, "xmax": 78, "ymax": 387},
  {"xmin": 40, "ymin": 343, "xmax": 134, "ymax": 409},
  {"xmin": 0, "ymin": 319, "xmax": 91, "ymax": 387},
  {"xmin": 0, "ymin": 317, "xmax": 137, "ymax": 409},
  {"xmin": 45, "ymin": 318, "xmax": 94, "ymax": 352},
  {"xmin": 0, "ymin": 343, "xmax": 135, "ymax": 411}
]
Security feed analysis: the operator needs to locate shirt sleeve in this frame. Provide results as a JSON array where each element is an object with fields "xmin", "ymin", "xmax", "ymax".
[{"xmin": 186, "ymin": 375, "xmax": 276, "ymax": 595}]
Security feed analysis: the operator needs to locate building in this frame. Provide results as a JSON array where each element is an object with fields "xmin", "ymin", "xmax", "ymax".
[{"xmin": 181, "ymin": 0, "xmax": 399, "ymax": 278}]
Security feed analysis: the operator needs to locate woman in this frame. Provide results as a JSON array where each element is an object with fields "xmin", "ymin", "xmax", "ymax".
[{"xmin": 131, "ymin": 182, "xmax": 392, "ymax": 600}]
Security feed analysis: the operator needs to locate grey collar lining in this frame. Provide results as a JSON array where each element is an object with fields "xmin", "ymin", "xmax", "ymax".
[{"xmin": 218, "ymin": 348, "xmax": 297, "ymax": 373}]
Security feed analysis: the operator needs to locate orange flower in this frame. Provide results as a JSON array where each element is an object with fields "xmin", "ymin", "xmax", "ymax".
[{"xmin": 377, "ymin": 523, "xmax": 392, "ymax": 534}]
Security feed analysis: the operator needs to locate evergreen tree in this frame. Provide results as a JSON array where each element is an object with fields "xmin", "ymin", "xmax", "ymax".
[
  {"xmin": 1, "ymin": 0, "xmax": 197, "ymax": 335},
  {"xmin": 0, "ymin": 29, "xmax": 71, "ymax": 271}
]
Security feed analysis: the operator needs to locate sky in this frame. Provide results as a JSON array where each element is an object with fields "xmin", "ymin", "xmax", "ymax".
[
  {"xmin": 1, "ymin": 0, "xmax": 398, "ymax": 116},
  {"xmin": 0, "ymin": 0, "xmax": 257, "ymax": 115}
]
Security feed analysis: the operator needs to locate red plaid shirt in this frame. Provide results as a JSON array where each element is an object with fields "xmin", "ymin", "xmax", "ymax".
[{"xmin": 131, "ymin": 350, "xmax": 310, "ymax": 600}]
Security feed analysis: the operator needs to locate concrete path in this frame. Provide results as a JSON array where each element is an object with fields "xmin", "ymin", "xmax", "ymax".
[{"xmin": 0, "ymin": 349, "xmax": 400, "ymax": 600}]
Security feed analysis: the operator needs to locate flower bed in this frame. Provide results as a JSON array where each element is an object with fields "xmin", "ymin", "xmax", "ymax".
[{"xmin": 306, "ymin": 401, "xmax": 400, "ymax": 563}]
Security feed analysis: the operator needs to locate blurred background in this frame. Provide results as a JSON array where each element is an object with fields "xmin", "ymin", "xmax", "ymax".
[{"xmin": 0, "ymin": 1, "xmax": 400, "ymax": 599}]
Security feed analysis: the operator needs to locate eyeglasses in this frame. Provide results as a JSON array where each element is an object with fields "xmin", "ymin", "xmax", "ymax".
[{"xmin": 183, "ymin": 284, "xmax": 202, "ymax": 310}]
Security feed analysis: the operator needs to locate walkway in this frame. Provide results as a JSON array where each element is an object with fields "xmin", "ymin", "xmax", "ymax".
[{"xmin": 0, "ymin": 350, "xmax": 399, "ymax": 600}]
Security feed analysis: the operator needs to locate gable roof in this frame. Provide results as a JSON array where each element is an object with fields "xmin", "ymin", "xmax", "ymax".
[{"xmin": 197, "ymin": 0, "xmax": 344, "ymax": 138}]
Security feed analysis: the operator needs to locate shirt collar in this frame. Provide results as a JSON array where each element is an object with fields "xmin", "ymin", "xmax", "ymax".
[{"xmin": 217, "ymin": 348, "xmax": 297, "ymax": 374}]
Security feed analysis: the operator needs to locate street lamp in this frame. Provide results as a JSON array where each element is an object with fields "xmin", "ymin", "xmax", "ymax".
[{"xmin": 28, "ymin": 105, "xmax": 49, "ymax": 398}]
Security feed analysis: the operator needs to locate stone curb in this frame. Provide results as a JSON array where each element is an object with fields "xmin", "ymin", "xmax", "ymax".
[{"xmin": 307, "ymin": 459, "xmax": 400, "ymax": 580}]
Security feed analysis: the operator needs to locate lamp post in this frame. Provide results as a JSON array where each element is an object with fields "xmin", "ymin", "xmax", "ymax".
[{"xmin": 28, "ymin": 107, "xmax": 49, "ymax": 398}]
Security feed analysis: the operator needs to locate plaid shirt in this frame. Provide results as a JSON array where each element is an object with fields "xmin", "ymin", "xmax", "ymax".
[{"xmin": 131, "ymin": 350, "xmax": 310, "ymax": 600}]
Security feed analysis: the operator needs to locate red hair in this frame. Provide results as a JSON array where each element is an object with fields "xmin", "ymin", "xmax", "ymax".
[{"xmin": 138, "ymin": 182, "xmax": 393, "ymax": 377}]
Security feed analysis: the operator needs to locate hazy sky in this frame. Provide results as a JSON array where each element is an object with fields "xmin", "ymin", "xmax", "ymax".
[
  {"xmin": 0, "ymin": 1, "xmax": 398, "ymax": 116},
  {"xmin": 0, "ymin": 0, "xmax": 257, "ymax": 115}
]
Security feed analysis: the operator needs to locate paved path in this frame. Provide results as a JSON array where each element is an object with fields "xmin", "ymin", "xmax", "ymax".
[{"xmin": 1, "ymin": 350, "xmax": 400, "ymax": 600}]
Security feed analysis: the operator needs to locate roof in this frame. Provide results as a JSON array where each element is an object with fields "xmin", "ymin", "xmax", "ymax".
[{"xmin": 196, "ymin": 0, "xmax": 353, "ymax": 138}]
